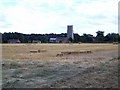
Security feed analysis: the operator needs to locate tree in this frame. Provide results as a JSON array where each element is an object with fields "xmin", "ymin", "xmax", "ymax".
[
  {"xmin": 1, "ymin": 32, "xmax": 120, "ymax": 43},
  {"xmin": 96, "ymin": 31, "xmax": 105, "ymax": 42},
  {"xmin": 68, "ymin": 37, "xmax": 74, "ymax": 43},
  {"xmin": 96, "ymin": 31, "xmax": 104, "ymax": 37},
  {"xmin": 105, "ymin": 33, "xmax": 119, "ymax": 43},
  {"xmin": 80, "ymin": 34, "xmax": 94, "ymax": 43},
  {"xmin": 74, "ymin": 33, "xmax": 81, "ymax": 43}
]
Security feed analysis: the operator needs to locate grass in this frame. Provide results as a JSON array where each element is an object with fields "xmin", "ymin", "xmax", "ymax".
[
  {"xmin": 2, "ymin": 79, "xmax": 19, "ymax": 88},
  {"xmin": 11, "ymin": 69, "xmax": 23, "ymax": 78},
  {"xmin": 23, "ymin": 70, "xmax": 57, "ymax": 79},
  {"xmin": 2, "ymin": 62, "xmax": 21, "ymax": 69},
  {"xmin": 36, "ymin": 64, "xmax": 45, "ymax": 67}
]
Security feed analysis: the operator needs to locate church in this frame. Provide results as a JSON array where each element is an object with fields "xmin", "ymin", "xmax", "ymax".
[{"xmin": 49, "ymin": 25, "xmax": 74, "ymax": 43}]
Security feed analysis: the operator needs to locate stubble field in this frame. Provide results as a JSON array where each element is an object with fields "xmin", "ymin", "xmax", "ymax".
[{"xmin": 1, "ymin": 43, "xmax": 119, "ymax": 88}]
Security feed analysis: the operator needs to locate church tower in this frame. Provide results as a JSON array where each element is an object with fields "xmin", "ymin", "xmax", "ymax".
[{"xmin": 67, "ymin": 25, "xmax": 74, "ymax": 40}]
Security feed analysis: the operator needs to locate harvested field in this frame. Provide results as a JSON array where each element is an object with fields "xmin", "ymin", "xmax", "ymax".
[
  {"xmin": 1, "ymin": 43, "xmax": 119, "ymax": 88},
  {"xmin": 2, "ymin": 43, "xmax": 117, "ymax": 60}
]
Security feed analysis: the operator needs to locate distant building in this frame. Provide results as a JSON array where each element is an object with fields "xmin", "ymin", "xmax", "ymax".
[
  {"xmin": 67, "ymin": 25, "xmax": 74, "ymax": 40},
  {"xmin": 49, "ymin": 38, "xmax": 57, "ymax": 43},
  {"xmin": 8, "ymin": 39, "xmax": 21, "ymax": 43},
  {"xmin": 49, "ymin": 37, "xmax": 67, "ymax": 43},
  {"xmin": 32, "ymin": 40, "xmax": 41, "ymax": 43},
  {"xmin": 56, "ymin": 37, "xmax": 67, "ymax": 43},
  {"xmin": 49, "ymin": 25, "xmax": 74, "ymax": 43}
]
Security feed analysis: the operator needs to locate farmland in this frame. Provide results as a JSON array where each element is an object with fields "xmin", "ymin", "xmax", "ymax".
[{"xmin": 1, "ymin": 43, "xmax": 119, "ymax": 88}]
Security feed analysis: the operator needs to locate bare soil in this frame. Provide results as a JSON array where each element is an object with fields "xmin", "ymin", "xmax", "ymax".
[{"xmin": 1, "ymin": 44, "xmax": 119, "ymax": 88}]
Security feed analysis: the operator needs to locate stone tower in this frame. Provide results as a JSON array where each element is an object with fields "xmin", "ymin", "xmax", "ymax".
[{"xmin": 67, "ymin": 25, "xmax": 74, "ymax": 40}]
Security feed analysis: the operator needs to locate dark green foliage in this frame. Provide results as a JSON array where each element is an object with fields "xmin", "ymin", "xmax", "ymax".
[
  {"xmin": 96, "ymin": 31, "xmax": 105, "ymax": 43},
  {"xmin": 74, "ymin": 33, "xmax": 81, "ymax": 43},
  {"xmin": 104, "ymin": 33, "xmax": 119, "ymax": 43},
  {"xmin": 1, "ymin": 31, "xmax": 120, "ymax": 43},
  {"xmin": 68, "ymin": 37, "xmax": 74, "ymax": 43},
  {"xmin": 80, "ymin": 34, "xmax": 94, "ymax": 43}
]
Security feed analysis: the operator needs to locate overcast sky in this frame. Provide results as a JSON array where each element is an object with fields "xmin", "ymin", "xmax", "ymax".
[{"xmin": 0, "ymin": 0, "xmax": 119, "ymax": 36}]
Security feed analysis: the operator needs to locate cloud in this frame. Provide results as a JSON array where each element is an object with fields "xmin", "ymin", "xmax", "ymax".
[
  {"xmin": 0, "ymin": 0, "xmax": 119, "ymax": 35},
  {"xmin": 0, "ymin": 0, "xmax": 20, "ymax": 6}
]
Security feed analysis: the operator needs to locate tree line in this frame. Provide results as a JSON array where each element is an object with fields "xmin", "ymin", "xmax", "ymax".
[{"xmin": 1, "ymin": 31, "xmax": 120, "ymax": 43}]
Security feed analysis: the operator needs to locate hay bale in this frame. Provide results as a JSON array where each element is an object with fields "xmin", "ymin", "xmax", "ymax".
[
  {"xmin": 61, "ymin": 52, "xmax": 71, "ymax": 55},
  {"xmin": 61, "ymin": 51, "xmax": 78, "ymax": 55},
  {"xmin": 113, "ymin": 42, "xmax": 119, "ymax": 45},
  {"xmin": 60, "ymin": 50, "xmax": 92, "ymax": 55},
  {"xmin": 79, "ymin": 50, "xmax": 92, "ymax": 53},
  {"xmin": 78, "ymin": 42, "xmax": 82, "ymax": 44},
  {"xmin": 86, "ymin": 50, "xmax": 92, "ymax": 53},
  {"xmin": 30, "ymin": 49, "xmax": 47, "ymax": 53},
  {"xmin": 38, "ymin": 49, "xmax": 47, "ymax": 52},
  {"xmin": 56, "ymin": 53, "xmax": 63, "ymax": 57},
  {"xmin": 30, "ymin": 50, "xmax": 38, "ymax": 53}
]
